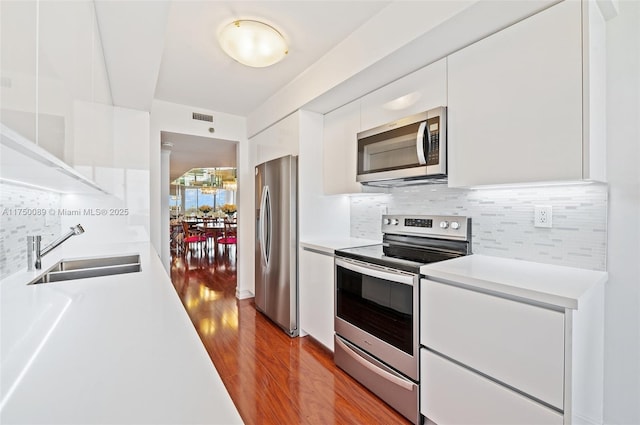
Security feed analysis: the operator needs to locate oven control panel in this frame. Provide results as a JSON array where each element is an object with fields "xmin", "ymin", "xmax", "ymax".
[
  {"xmin": 382, "ymin": 215, "xmax": 470, "ymax": 241},
  {"xmin": 404, "ymin": 218, "xmax": 433, "ymax": 228}
]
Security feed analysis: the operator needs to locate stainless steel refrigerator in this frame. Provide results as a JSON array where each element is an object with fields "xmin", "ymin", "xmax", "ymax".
[{"xmin": 255, "ymin": 155, "xmax": 299, "ymax": 337}]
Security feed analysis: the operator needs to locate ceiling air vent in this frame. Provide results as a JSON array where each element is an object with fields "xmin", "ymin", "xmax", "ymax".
[{"xmin": 192, "ymin": 112, "xmax": 213, "ymax": 122}]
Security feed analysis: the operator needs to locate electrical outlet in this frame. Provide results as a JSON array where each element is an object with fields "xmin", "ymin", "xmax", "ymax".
[{"xmin": 534, "ymin": 205, "xmax": 552, "ymax": 228}]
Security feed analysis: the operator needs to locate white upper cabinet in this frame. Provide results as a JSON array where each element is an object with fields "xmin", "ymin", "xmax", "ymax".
[
  {"xmin": 323, "ymin": 59, "xmax": 448, "ymax": 195},
  {"xmin": 39, "ymin": 0, "xmax": 113, "ymax": 167},
  {"xmin": 360, "ymin": 58, "xmax": 447, "ymax": 131},
  {"xmin": 322, "ymin": 99, "xmax": 362, "ymax": 195},
  {"xmin": 0, "ymin": 1, "xmax": 38, "ymax": 146},
  {"xmin": 251, "ymin": 112, "xmax": 300, "ymax": 167},
  {"xmin": 447, "ymin": 0, "xmax": 604, "ymax": 187},
  {"xmin": 0, "ymin": 0, "xmax": 113, "ymax": 175}
]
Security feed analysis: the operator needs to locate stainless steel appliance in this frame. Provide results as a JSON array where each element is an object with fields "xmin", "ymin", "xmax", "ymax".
[
  {"xmin": 255, "ymin": 155, "xmax": 299, "ymax": 337},
  {"xmin": 334, "ymin": 214, "xmax": 471, "ymax": 424},
  {"xmin": 356, "ymin": 107, "xmax": 447, "ymax": 186}
]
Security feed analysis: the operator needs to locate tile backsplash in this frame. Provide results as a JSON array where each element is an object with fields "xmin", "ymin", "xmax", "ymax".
[
  {"xmin": 0, "ymin": 182, "xmax": 62, "ymax": 278},
  {"xmin": 351, "ymin": 183, "xmax": 608, "ymax": 271}
]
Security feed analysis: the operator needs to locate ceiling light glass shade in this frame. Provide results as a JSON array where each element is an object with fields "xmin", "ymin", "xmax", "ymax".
[{"xmin": 219, "ymin": 20, "xmax": 288, "ymax": 68}]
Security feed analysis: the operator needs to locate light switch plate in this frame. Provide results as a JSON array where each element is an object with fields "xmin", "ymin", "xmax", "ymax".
[{"xmin": 534, "ymin": 205, "xmax": 552, "ymax": 228}]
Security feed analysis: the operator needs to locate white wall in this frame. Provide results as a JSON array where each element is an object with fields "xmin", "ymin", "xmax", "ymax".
[
  {"xmin": 604, "ymin": 1, "xmax": 640, "ymax": 423},
  {"xmin": 148, "ymin": 100, "xmax": 251, "ymax": 296}
]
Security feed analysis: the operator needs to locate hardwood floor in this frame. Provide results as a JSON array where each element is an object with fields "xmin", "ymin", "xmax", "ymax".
[{"xmin": 170, "ymin": 246, "xmax": 410, "ymax": 425}]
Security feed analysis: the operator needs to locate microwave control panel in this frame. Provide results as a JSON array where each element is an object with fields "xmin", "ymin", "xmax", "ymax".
[{"xmin": 426, "ymin": 117, "xmax": 440, "ymax": 165}]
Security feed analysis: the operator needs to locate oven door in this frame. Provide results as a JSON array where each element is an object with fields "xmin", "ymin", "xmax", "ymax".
[{"xmin": 334, "ymin": 257, "xmax": 419, "ymax": 380}]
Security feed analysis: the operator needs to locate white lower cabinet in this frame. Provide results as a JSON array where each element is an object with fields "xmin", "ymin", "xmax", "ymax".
[
  {"xmin": 299, "ymin": 247, "xmax": 335, "ymax": 351},
  {"xmin": 421, "ymin": 279, "xmax": 565, "ymax": 409},
  {"xmin": 421, "ymin": 349, "xmax": 563, "ymax": 425},
  {"xmin": 419, "ymin": 278, "xmax": 589, "ymax": 424}
]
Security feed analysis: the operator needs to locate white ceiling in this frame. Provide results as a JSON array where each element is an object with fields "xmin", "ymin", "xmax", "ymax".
[
  {"xmin": 154, "ymin": 1, "xmax": 390, "ymax": 116},
  {"xmin": 95, "ymin": 0, "xmax": 390, "ymax": 178}
]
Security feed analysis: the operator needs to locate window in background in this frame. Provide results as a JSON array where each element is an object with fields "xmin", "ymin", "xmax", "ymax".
[{"xmin": 171, "ymin": 167, "xmax": 237, "ymax": 217}]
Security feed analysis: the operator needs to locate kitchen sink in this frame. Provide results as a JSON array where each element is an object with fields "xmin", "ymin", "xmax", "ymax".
[{"xmin": 29, "ymin": 254, "xmax": 141, "ymax": 285}]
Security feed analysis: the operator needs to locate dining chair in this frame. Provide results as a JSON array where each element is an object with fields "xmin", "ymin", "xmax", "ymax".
[
  {"xmin": 181, "ymin": 221, "xmax": 207, "ymax": 254},
  {"xmin": 216, "ymin": 219, "xmax": 237, "ymax": 255}
]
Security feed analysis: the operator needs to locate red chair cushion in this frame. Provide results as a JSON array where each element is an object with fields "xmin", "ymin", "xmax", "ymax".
[
  {"xmin": 185, "ymin": 235, "xmax": 207, "ymax": 243},
  {"xmin": 217, "ymin": 237, "xmax": 237, "ymax": 244}
]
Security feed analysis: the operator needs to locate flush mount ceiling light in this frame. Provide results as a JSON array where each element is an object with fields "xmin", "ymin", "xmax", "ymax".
[{"xmin": 218, "ymin": 19, "xmax": 288, "ymax": 68}]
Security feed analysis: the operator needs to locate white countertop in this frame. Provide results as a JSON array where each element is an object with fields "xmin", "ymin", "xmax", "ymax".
[
  {"xmin": 420, "ymin": 254, "xmax": 608, "ymax": 310},
  {"xmin": 300, "ymin": 238, "xmax": 380, "ymax": 255},
  {"xmin": 0, "ymin": 241, "xmax": 243, "ymax": 424}
]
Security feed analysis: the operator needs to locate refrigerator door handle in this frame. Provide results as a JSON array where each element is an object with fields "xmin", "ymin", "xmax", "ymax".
[{"xmin": 260, "ymin": 185, "xmax": 271, "ymax": 265}]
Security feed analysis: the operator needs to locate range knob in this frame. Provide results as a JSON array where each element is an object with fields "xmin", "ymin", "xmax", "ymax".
[
  {"xmin": 451, "ymin": 221, "xmax": 460, "ymax": 230},
  {"xmin": 391, "ymin": 218, "xmax": 399, "ymax": 225},
  {"xmin": 439, "ymin": 221, "xmax": 449, "ymax": 229},
  {"xmin": 383, "ymin": 218, "xmax": 391, "ymax": 225}
]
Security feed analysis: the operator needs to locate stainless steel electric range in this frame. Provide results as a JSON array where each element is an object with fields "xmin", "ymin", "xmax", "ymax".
[{"xmin": 334, "ymin": 214, "xmax": 472, "ymax": 424}]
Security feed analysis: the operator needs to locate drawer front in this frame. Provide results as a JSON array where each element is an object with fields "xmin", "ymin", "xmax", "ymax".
[
  {"xmin": 421, "ymin": 279, "xmax": 565, "ymax": 409},
  {"xmin": 335, "ymin": 336, "xmax": 419, "ymax": 424},
  {"xmin": 421, "ymin": 349, "xmax": 563, "ymax": 425}
]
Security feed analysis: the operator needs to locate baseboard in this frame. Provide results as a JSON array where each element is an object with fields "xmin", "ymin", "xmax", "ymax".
[{"xmin": 235, "ymin": 288, "xmax": 254, "ymax": 299}]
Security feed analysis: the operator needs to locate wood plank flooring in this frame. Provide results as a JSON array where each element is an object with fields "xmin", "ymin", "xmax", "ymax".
[{"xmin": 170, "ymin": 247, "xmax": 410, "ymax": 425}]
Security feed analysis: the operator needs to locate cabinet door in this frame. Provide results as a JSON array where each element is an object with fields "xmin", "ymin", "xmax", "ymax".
[
  {"xmin": 421, "ymin": 349, "xmax": 563, "ymax": 425},
  {"xmin": 360, "ymin": 58, "xmax": 447, "ymax": 131},
  {"xmin": 37, "ymin": 0, "xmax": 113, "ymax": 168},
  {"xmin": 38, "ymin": 0, "xmax": 96, "ymax": 162},
  {"xmin": 322, "ymin": 99, "xmax": 362, "ymax": 195},
  {"xmin": 447, "ymin": 0, "xmax": 583, "ymax": 187},
  {"xmin": 252, "ymin": 112, "xmax": 300, "ymax": 166},
  {"xmin": 421, "ymin": 279, "xmax": 565, "ymax": 410},
  {"xmin": 299, "ymin": 248, "xmax": 335, "ymax": 351},
  {"xmin": 0, "ymin": 1, "xmax": 38, "ymax": 143}
]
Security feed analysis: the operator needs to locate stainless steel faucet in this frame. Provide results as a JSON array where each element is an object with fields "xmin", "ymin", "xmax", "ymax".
[{"xmin": 27, "ymin": 224, "xmax": 85, "ymax": 270}]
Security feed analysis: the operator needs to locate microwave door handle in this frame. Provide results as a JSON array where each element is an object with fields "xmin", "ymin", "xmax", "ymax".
[{"xmin": 416, "ymin": 121, "xmax": 428, "ymax": 165}]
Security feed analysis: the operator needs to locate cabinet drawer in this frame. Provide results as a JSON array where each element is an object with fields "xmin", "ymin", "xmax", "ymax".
[
  {"xmin": 421, "ymin": 349, "xmax": 563, "ymax": 425},
  {"xmin": 421, "ymin": 279, "xmax": 565, "ymax": 409}
]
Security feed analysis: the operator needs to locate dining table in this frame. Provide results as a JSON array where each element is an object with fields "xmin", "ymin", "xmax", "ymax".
[{"xmin": 195, "ymin": 220, "xmax": 236, "ymax": 250}]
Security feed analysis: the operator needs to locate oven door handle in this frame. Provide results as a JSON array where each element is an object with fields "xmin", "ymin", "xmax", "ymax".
[
  {"xmin": 335, "ymin": 258, "xmax": 414, "ymax": 286},
  {"xmin": 335, "ymin": 337, "xmax": 414, "ymax": 391}
]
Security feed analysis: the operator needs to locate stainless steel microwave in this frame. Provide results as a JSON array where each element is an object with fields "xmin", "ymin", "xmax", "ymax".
[{"xmin": 356, "ymin": 107, "xmax": 446, "ymax": 185}]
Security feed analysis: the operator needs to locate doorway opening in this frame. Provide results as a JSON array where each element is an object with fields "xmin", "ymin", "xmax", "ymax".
[{"xmin": 161, "ymin": 131, "xmax": 239, "ymax": 295}]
